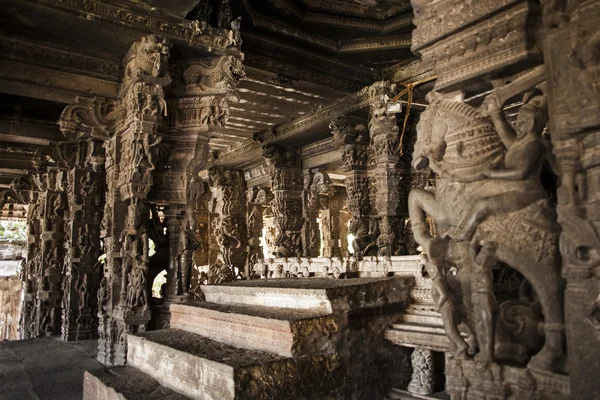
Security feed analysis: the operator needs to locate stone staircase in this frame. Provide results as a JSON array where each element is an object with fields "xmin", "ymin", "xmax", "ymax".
[{"xmin": 84, "ymin": 277, "xmax": 413, "ymax": 400}]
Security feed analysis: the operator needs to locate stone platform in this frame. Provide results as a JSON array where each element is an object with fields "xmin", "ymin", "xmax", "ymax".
[{"xmin": 86, "ymin": 277, "xmax": 413, "ymax": 400}]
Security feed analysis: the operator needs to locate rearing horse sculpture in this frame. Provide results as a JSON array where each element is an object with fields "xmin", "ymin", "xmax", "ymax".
[{"xmin": 409, "ymin": 87, "xmax": 564, "ymax": 373}]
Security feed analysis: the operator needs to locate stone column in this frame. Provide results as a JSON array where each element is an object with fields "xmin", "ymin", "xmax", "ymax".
[
  {"xmin": 407, "ymin": 348, "xmax": 434, "ymax": 396},
  {"xmin": 321, "ymin": 196, "xmax": 341, "ymax": 258},
  {"xmin": 58, "ymin": 98, "xmax": 113, "ymax": 341},
  {"xmin": 263, "ymin": 144, "xmax": 304, "ymax": 258},
  {"xmin": 543, "ymin": 4, "xmax": 600, "ymax": 397},
  {"xmin": 191, "ymin": 186, "xmax": 211, "ymax": 292},
  {"xmin": 369, "ymin": 84, "xmax": 404, "ymax": 257},
  {"xmin": 330, "ymin": 116, "xmax": 372, "ymax": 259},
  {"xmin": 208, "ymin": 167, "xmax": 247, "ymax": 282},
  {"xmin": 34, "ymin": 169, "xmax": 66, "ymax": 338},
  {"xmin": 207, "ymin": 212, "xmax": 220, "ymax": 266},
  {"xmin": 339, "ymin": 209, "xmax": 350, "ymax": 256},
  {"xmin": 98, "ymin": 35, "xmax": 172, "ymax": 366},
  {"xmin": 246, "ymin": 187, "xmax": 271, "ymax": 278},
  {"xmin": 303, "ymin": 169, "xmax": 332, "ymax": 257},
  {"xmin": 302, "ymin": 170, "xmax": 321, "ymax": 258}
]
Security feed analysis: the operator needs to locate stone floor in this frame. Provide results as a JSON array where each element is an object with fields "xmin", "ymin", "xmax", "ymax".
[{"xmin": 0, "ymin": 337, "xmax": 103, "ymax": 400}]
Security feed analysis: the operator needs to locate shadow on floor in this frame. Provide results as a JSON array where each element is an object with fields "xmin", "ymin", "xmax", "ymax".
[{"xmin": 0, "ymin": 338, "xmax": 102, "ymax": 400}]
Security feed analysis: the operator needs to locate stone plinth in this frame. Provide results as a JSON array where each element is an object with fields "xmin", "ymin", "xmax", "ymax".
[
  {"xmin": 126, "ymin": 329, "xmax": 345, "ymax": 400},
  {"xmin": 200, "ymin": 277, "xmax": 411, "ymax": 313},
  {"xmin": 385, "ymin": 319, "xmax": 449, "ymax": 352},
  {"xmin": 170, "ymin": 302, "xmax": 338, "ymax": 357}
]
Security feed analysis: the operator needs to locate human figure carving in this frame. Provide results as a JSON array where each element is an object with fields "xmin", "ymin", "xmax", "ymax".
[{"xmin": 423, "ymin": 238, "xmax": 469, "ymax": 358}]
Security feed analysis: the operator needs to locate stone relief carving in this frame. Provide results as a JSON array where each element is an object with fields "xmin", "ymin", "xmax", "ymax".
[
  {"xmin": 182, "ymin": 55, "xmax": 246, "ymax": 93},
  {"xmin": 407, "ymin": 348, "xmax": 434, "ymax": 396},
  {"xmin": 408, "ymin": 81, "xmax": 564, "ymax": 373}
]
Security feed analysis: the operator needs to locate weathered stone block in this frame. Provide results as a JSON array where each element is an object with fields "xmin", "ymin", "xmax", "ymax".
[
  {"xmin": 126, "ymin": 329, "xmax": 345, "ymax": 400},
  {"xmin": 170, "ymin": 302, "xmax": 340, "ymax": 357},
  {"xmin": 200, "ymin": 277, "xmax": 411, "ymax": 313},
  {"xmin": 83, "ymin": 367, "xmax": 190, "ymax": 400}
]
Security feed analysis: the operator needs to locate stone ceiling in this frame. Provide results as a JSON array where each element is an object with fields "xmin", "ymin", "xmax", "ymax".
[
  {"xmin": 0, "ymin": 0, "xmax": 427, "ymax": 191},
  {"xmin": 231, "ymin": 0, "xmax": 415, "ymax": 90}
]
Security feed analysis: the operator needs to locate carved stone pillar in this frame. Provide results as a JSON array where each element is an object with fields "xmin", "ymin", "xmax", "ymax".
[
  {"xmin": 164, "ymin": 206, "xmax": 185, "ymax": 303},
  {"xmin": 98, "ymin": 35, "xmax": 172, "ymax": 366},
  {"xmin": 246, "ymin": 188, "xmax": 271, "ymax": 278},
  {"xmin": 208, "ymin": 167, "xmax": 247, "ymax": 282},
  {"xmin": 61, "ymin": 166, "xmax": 104, "ymax": 341},
  {"xmin": 35, "ymin": 169, "xmax": 66, "ymax": 338},
  {"xmin": 302, "ymin": 170, "xmax": 321, "ymax": 258},
  {"xmin": 303, "ymin": 169, "xmax": 332, "ymax": 257},
  {"xmin": 330, "ymin": 116, "xmax": 372, "ymax": 259},
  {"xmin": 191, "ymin": 186, "xmax": 211, "ymax": 292},
  {"xmin": 407, "ymin": 348, "xmax": 434, "ymax": 396},
  {"xmin": 339, "ymin": 210, "xmax": 350, "ymax": 256},
  {"xmin": 263, "ymin": 144, "xmax": 303, "ymax": 258},
  {"xmin": 15, "ymin": 176, "xmax": 42, "ymax": 339},
  {"xmin": 58, "ymin": 98, "xmax": 112, "ymax": 341},
  {"xmin": 207, "ymin": 212, "xmax": 220, "ymax": 265},
  {"xmin": 321, "ymin": 196, "xmax": 341, "ymax": 258},
  {"xmin": 369, "ymin": 84, "xmax": 404, "ymax": 257},
  {"xmin": 156, "ymin": 52, "xmax": 244, "ymax": 301}
]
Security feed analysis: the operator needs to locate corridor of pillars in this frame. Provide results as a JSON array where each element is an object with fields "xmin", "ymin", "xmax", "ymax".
[{"xmin": 12, "ymin": 38, "xmax": 421, "ymax": 368}]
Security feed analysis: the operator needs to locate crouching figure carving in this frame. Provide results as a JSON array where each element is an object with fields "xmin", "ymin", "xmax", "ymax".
[{"xmin": 409, "ymin": 76, "xmax": 564, "ymax": 373}]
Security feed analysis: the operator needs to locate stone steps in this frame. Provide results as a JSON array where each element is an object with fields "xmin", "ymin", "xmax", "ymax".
[
  {"xmin": 86, "ymin": 277, "xmax": 413, "ymax": 399},
  {"xmin": 126, "ymin": 329, "xmax": 345, "ymax": 400},
  {"xmin": 200, "ymin": 276, "xmax": 410, "ymax": 313},
  {"xmin": 83, "ymin": 366, "xmax": 191, "ymax": 400},
  {"xmin": 170, "ymin": 302, "xmax": 338, "ymax": 357}
]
